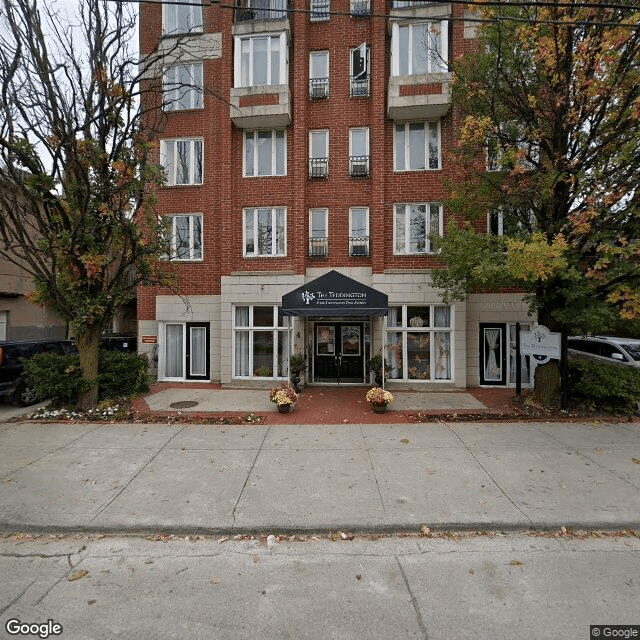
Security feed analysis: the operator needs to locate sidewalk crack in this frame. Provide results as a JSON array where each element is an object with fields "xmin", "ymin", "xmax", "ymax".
[
  {"xmin": 395, "ymin": 556, "xmax": 429, "ymax": 640},
  {"xmin": 231, "ymin": 427, "xmax": 271, "ymax": 527},
  {"xmin": 360, "ymin": 425, "xmax": 386, "ymax": 513}
]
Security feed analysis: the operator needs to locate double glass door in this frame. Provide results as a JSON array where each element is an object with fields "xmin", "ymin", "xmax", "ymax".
[
  {"xmin": 164, "ymin": 322, "xmax": 210, "ymax": 381},
  {"xmin": 313, "ymin": 322, "xmax": 364, "ymax": 383}
]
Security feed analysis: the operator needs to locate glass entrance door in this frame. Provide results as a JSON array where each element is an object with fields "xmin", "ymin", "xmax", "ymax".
[{"xmin": 314, "ymin": 322, "xmax": 365, "ymax": 383}]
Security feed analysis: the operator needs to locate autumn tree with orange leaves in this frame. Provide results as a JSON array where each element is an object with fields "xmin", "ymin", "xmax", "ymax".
[{"xmin": 432, "ymin": 1, "xmax": 640, "ymax": 339}]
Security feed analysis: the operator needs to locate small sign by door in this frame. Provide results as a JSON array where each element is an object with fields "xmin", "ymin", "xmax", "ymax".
[{"xmin": 520, "ymin": 325, "xmax": 561, "ymax": 364}]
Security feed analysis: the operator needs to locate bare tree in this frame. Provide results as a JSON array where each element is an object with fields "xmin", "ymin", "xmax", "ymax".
[{"xmin": 0, "ymin": 0, "xmax": 204, "ymax": 409}]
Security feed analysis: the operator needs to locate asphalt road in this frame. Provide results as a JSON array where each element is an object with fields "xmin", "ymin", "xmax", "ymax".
[{"xmin": 1, "ymin": 532, "xmax": 639, "ymax": 640}]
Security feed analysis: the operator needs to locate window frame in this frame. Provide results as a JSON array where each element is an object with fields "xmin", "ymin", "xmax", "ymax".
[
  {"xmin": 163, "ymin": 62, "xmax": 204, "ymax": 112},
  {"xmin": 309, "ymin": 129, "xmax": 329, "ymax": 178},
  {"xmin": 349, "ymin": 206, "xmax": 369, "ymax": 256},
  {"xmin": 243, "ymin": 129, "xmax": 287, "ymax": 177},
  {"xmin": 391, "ymin": 20, "xmax": 448, "ymax": 76},
  {"xmin": 309, "ymin": 207, "xmax": 329, "ymax": 256},
  {"xmin": 160, "ymin": 138, "xmax": 204, "ymax": 186},
  {"xmin": 243, "ymin": 207, "xmax": 287, "ymax": 257},
  {"xmin": 234, "ymin": 32, "xmax": 288, "ymax": 88},
  {"xmin": 394, "ymin": 121, "xmax": 441, "ymax": 172},
  {"xmin": 350, "ymin": 44, "xmax": 370, "ymax": 97},
  {"xmin": 164, "ymin": 213, "xmax": 203, "ymax": 262},
  {"xmin": 393, "ymin": 202, "xmax": 443, "ymax": 255},
  {"xmin": 309, "ymin": 50, "xmax": 330, "ymax": 99},
  {"xmin": 163, "ymin": 2, "xmax": 203, "ymax": 36}
]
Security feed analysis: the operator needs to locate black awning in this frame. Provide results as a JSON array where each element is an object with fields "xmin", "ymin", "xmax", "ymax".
[{"xmin": 281, "ymin": 270, "xmax": 388, "ymax": 317}]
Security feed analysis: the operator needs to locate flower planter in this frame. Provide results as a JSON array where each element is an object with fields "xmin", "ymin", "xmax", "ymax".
[
  {"xmin": 371, "ymin": 404, "xmax": 387, "ymax": 414},
  {"xmin": 277, "ymin": 405, "xmax": 291, "ymax": 413}
]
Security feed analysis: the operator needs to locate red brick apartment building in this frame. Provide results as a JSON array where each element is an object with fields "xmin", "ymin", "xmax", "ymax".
[{"xmin": 137, "ymin": 0, "xmax": 534, "ymax": 389}]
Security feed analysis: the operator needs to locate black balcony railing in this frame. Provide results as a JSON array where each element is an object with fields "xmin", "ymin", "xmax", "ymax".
[
  {"xmin": 350, "ymin": 0, "xmax": 370, "ymax": 16},
  {"xmin": 349, "ymin": 236, "xmax": 370, "ymax": 256},
  {"xmin": 309, "ymin": 157, "xmax": 329, "ymax": 178},
  {"xmin": 350, "ymin": 75, "xmax": 370, "ymax": 97},
  {"xmin": 309, "ymin": 237, "xmax": 328, "ymax": 257},
  {"xmin": 310, "ymin": 0, "xmax": 330, "ymax": 21},
  {"xmin": 349, "ymin": 155, "xmax": 370, "ymax": 177},
  {"xmin": 234, "ymin": 0, "xmax": 288, "ymax": 22},
  {"xmin": 391, "ymin": 0, "xmax": 429, "ymax": 8},
  {"xmin": 309, "ymin": 78, "xmax": 329, "ymax": 100}
]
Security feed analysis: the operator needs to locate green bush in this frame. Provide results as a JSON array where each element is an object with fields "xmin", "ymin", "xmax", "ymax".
[
  {"xmin": 24, "ymin": 350, "xmax": 150, "ymax": 407},
  {"xmin": 568, "ymin": 360, "xmax": 640, "ymax": 414}
]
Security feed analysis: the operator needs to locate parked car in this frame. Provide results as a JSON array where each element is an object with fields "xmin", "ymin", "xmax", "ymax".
[
  {"xmin": 0, "ymin": 339, "xmax": 77, "ymax": 406},
  {"xmin": 567, "ymin": 336, "xmax": 640, "ymax": 369}
]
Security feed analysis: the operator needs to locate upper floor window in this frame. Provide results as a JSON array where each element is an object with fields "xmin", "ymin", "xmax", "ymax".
[
  {"xmin": 488, "ymin": 210, "xmax": 504, "ymax": 236},
  {"xmin": 163, "ymin": 3, "xmax": 203, "ymax": 35},
  {"xmin": 235, "ymin": 33, "xmax": 288, "ymax": 88},
  {"xmin": 310, "ymin": 0, "xmax": 330, "ymax": 21},
  {"xmin": 309, "ymin": 208, "xmax": 328, "ymax": 257},
  {"xmin": 391, "ymin": 21, "xmax": 448, "ymax": 76},
  {"xmin": 349, "ymin": 207, "xmax": 369, "ymax": 256},
  {"xmin": 350, "ymin": 44, "xmax": 370, "ymax": 97},
  {"xmin": 487, "ymin": 122, "xmax": 540, "ymax": 172},
  {"xmin": 163, "ymin": 63, "xmax": 204, "ymax": 112},
  {"xmin": 160, "ymin": 138, "xmax": 203, "ymax": 186},
  {"xmin": 394, "ymin": 121, "xmax": 440, "ymax": 171},
  {"xmin": 244, "ymin": 129, "xmax": 286, "ymax": 177},
  {"xmin": 349, "ymin": 127, "xmax": 370, "ymax": 176},
  {"xmin": 244, "ymin": 207, "xmax": 287, "ymax": 257},
  {"xmin": 394, "ymin": 202, "xmax": 443, "ymax": 254},
  {"xmin": 164, "ymin": 214, "xmax": 203, "ymax": 261},
  {"xmin": 309, "ymin": 129, "xmax": 329, "ymax": 178},
  {"xmin": 309, "ymin": 51, "xmax": 329, "ymax": 99}
]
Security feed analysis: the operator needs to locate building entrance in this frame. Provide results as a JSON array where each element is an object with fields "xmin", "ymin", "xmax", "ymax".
[{"xmin": 313, "ymin": 322, "xmax": 365, "ymax": 383}]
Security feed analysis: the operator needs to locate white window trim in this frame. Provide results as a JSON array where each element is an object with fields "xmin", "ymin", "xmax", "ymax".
[
  {"xmin": 385, "ymin": 304, "xmax": 454, "ymax": 382},
  {"xmin": 309, "ymin": 51, "xmax": 329, "ymax": 79},
  {"xmin": 309, "ymin": 208, "xmax": 329, "ymax": 238},
  {"xmin": 234, "ymin": 32, "xmax": 288, "ymax": 88},
  {"xmin": 390, "ymin": 20, "xmax": 448, "ymax": 76},
  {"xmin": 163, "ymin": 62, "xmax": 204, "ymax": 112},
  {"xmin": 243, "ymin": 129, "xmax": 287, "ymax": 177},
  {"xmin": 243, "ymin": 207, "xmax": 287, "ymax": 257},
  {"xmin": 164, "ymin": 213, "xmax": 203, "ymax": 261},
  {"xmin": 394, "ymin": 121, "xmax": 441, "ymax": 172},
  {"xmin": 349, "ymin": 127, "xmax": 369, "ymax": 157},
  {"xmin": 393, "ymin": 202, "xmax": 443, "ymax": 255},
  {"xmin": 349, "ymin": 206, "xmax": 369, "ymax": 238},
  {"xmin": 309, "ymin": 129, "xmax": 329, "ymax": 159},
  {"xmin": 160, "ymin": 138, "xmax": 204, "ymax": 186},
  {"xmin": 162, "ymin": 3, "xmax": 203, "ymax": 36}
]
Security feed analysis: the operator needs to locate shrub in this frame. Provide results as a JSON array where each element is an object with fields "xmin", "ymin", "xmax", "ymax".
[
  {"xmin": 568, "ymin": 360, "xmax": 640, "ymax": 415},
  {"xmin": 24, "ymin": 349, "xmax": 150, "ymax": 407}
]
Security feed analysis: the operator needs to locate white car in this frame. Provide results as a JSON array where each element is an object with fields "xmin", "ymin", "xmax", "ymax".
[{"xmin": 567, "ymin": 336, "xmax": 640, "ymax": 368}]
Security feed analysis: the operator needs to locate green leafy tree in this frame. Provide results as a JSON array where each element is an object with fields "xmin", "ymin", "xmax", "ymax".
[
  {"xmin": 0, "ymin": 0, "xmax": 202, "ymax": 409},
  {"xmin": 432, "ymin": 2, "xmax": 640, "ymax": 336}
]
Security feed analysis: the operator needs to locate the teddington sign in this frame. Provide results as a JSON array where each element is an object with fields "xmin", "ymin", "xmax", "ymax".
[
  {"xmin": 281, "ymin": 271, "xmax": 388, "ymax": 317},
  {"xmin": 520, "ymin": 325, "xmax": 561, "ymax": 364}
]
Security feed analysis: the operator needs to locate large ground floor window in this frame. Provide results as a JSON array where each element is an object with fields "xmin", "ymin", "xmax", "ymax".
[
  {"xmin": 233, "ymin": 305, "xmax": 291, "ymax": 379},
  {"xmin": 386, "ymin": 305, "xmax": 452, "ymax": 381}
]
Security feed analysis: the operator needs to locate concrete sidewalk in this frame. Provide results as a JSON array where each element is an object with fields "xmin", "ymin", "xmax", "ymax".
[{"xmin": 0, "ymin": 419, "xmax": 639, "ymax": 535}]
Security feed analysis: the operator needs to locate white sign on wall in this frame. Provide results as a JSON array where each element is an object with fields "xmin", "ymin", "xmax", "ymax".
[{"xmin": 520, "ymin": 325, "xmax": 561, "ymax": 364}]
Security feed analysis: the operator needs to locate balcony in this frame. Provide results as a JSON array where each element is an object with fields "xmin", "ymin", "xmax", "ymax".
[
  {"xmin": 234, "ymin": 0, "xmax": 289, "ymax": 23},
  {"xmin": 349, "ymin": 236, "xmax": 370, "ymax": 257},
  {"xmin": 350, "ymin": 0, "xmax": 370, "ymax": 17},
  {"xmin": 387, "ymin": 74, "xmax": 451, "ymax": 120},
  {"xmin": 349, "ymin": 155, "xmax": 370, "ymax": 177},
  {"xmin": 309, "ymin": 77, "xmax": 329, "ymax": 100},
  {"xmin": 309, "ymin": 157, "xmax": 329, "ymax": 179},
  {"xmin": 310, "ymin": 0, "xmax": 330, "ymax": 21},
  {"xmin": 308, "ymin": 237, "xmax": 328, "ymax": 257},
  {"xmin": 230, "ymin": 86, "xmax": 291, "ymax": 128}
]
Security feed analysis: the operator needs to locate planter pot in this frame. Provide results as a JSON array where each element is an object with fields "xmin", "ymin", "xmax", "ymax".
[
  {"xmin": 277, "ymin": 404, "xmax": 292, "ymax": 413},
  {"xmin": 371, "ymin": 404, "xmax": 387, "ymax": 414}
]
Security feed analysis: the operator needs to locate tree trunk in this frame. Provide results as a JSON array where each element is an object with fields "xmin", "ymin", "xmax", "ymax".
[
  {"xmin": 76, "ymin": 325, "xmax": 101, "ymax": 410},
  {"xmin": 532, "ymin": 361, "xmax": 561, "ymax": 406}
]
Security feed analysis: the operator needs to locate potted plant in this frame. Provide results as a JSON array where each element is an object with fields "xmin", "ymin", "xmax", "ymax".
[
  {"xmin": 289, "ymin": 352, "xmax": 307, "ymax": 393},
  {"xmin": 366, "ymin": 387, "xmax": 394, "ymax": 413},
  {"xmin": 367, "ymin": 353, "xmax": 385, "ymax": 386},
  {"xmin": 269, "ymin": 385, "xmax": 298, "ymax": 413}
]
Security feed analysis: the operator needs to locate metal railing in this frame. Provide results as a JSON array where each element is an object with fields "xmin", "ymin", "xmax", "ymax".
[
  {"xmin": 349, "ymin": 236, "xmax": 370, "ymax": 256},
  {"xmin": 350, "ymin": 75, "xmax": 370, "ymax": 97},
  {"xmin": 309, "ymin": 77, "xmax": 329, "ymax": 100},
  {"xmin": 310, "ymin": 0, "xmax": 330, "ymax": 21},
  {"xmin": 309, "ymin": 157, "xmax": 329, "ymax": 178},
  {"xmin": 350, "ymin": 0, "xmax": 370, "ymax": 16},
  {"xmin": 309, "ymin": 237, "xmax": 328, "ymax": 257},
  {"xmin": 349, "ymin": 155, "xmax": 370, "ymax": 177},
  {"xmin": 234, "ymin": 0, "xmax": 289, "ymax": 22}
]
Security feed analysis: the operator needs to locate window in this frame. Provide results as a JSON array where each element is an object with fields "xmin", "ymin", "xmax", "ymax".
[
  {"xmin": 235, "ymin": 33, "xmax": 288, "ymax": 87},
  {"xmin": 164, "ymin": 214, "xmax": 203, "ymax": 261},
  {"xmin": 244, "ymin": 130, "xmax": 286, "ymax": 177},
  {"xmin": 163, "ymin": 2, "xmax": 203, "ymax": 35},
  {"xmin": 386, "ymin": 305, "xmax": 452, "ymax": 381},
  {"xmin": 394, "ymin": 203, "xmax": 442, "ymax": 254},
  {"xmin": 163, "ymin": 63, "xmax": 204, "ymax": 111},
  {"xmin": 488, "ymin": 210, "xmax": 504, "ymax": 236},
  {"xmin": 349, "ymin": 207, "xmax": 369, "ymax": 256},
  {"xmin": 309, "ymin": 51, "xmax": 329, "ymax": 99},
  {"xmin": 394, "ymin": 121, "xmax": 440, "ymax": 171},
  {"xmin": 244, "ymin": 207, "xmax": 286, "ymax": 257},
  {"xmin": 349, "ymin": 127, "xmax": 370, "ymax": 176},
  {"xmin": 161, "ymin": 139, "xmax": 203, "ymax": 186},
  {"xmin": 309, "ymin": 129, "xmax": 329, "ymax": 178},
  {"xmin": 487, "ymin": 121, "xmax": 539, "ymax": 172},
  {"xmin": 234, "ymin": 306, "xmax": 291, "ymax": 379},
  {"xmin": 350, "ymin": 44, "xmax": 369, "ymax": 97},
  {"xmin": 309, "ymin": 208, "xmax": 328, "ymax": 257},
  {"xmin": 391, "ymin": 21, "xmax": 448, "ymax": 76},
  {"xmin": 310, "ymin": 0, "xmax": 330, "ymax": 21}
]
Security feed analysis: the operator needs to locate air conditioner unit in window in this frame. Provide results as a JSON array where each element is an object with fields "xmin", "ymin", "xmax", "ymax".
[
  {"xmin": 310, "ymin": 84, "xmax": 328, "ymax": 100},
  {"xmin": 351, "ymin": 244, "xmax": 368, "ymax": 256},
  {"xmin": 350, "ymin": 163, "xmax": 369, "ymax": 177}
]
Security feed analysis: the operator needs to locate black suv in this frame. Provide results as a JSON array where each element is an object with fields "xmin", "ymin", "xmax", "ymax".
[{"xmin": 0, "ymin": 339, "xmax": 77, "ymax": 406}]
